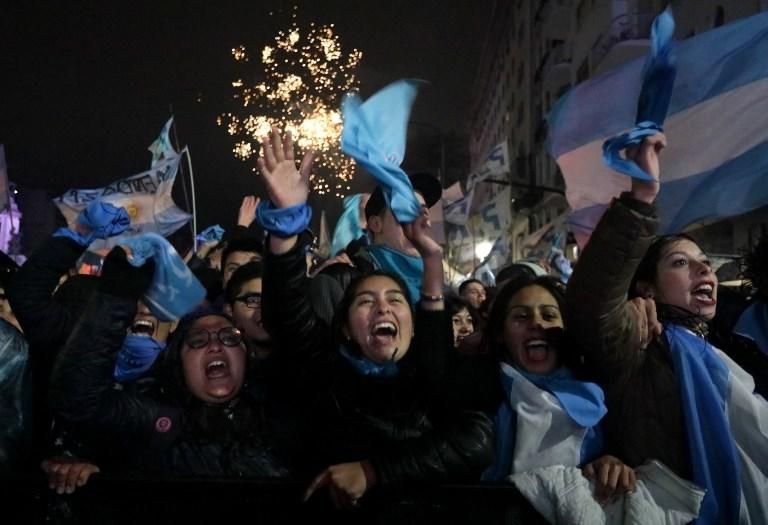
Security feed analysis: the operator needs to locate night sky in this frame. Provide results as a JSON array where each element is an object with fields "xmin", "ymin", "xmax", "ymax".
[{"xmin": 0, "ymin": 0, "xmax": 492, "ymax": 237}]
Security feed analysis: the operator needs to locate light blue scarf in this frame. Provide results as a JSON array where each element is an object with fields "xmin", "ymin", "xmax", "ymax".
[
  {"xmin": 665, "ymin": 324, "xmax": 741, "ymax": 525},
  {"xmin": 338, "ymin": 345, "xmax": 399, "ymax": 378},
  {"xmin": 484, "ymin": 366, "xmax": 606, "ymax": 481},
  {"xmin": 340, "ymin": 79, "xmax": 424, "ymax": 223},
  {"xmin": 733, "ymin": 300, "xmax": 768, "ymax": 355},
  {"xmin": 114, "ymin": 335, "xmax": 165, "ymax": 383},
  {"xmin": 366, "ymin": 244, "xmax": 424, "ymax": 305},
  {"xmin": 121, "ymin": 233, "xmax": 206, "ymax": 321},
  {"xmin": 603, "ymin": 7, "xmax": 676, "ymax": 180}
]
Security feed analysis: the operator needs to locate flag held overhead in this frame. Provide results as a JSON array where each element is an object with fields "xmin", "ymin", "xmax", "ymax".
[
  {"xmin": 548, "ymin": 10, "xmax": 768, "ymax": 246},
  {"xmin": 602, "ymin": 6, "xmax": 677, "ymax": 181},
  {"xmin": 340, "ymin": 79, "xmax": 425, "ymax": 223}
]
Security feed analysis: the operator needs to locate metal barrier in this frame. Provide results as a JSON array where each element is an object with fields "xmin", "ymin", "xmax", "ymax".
[{"xmin": 2, "ymin": 472, "xmax": 549, "ymax": 524}]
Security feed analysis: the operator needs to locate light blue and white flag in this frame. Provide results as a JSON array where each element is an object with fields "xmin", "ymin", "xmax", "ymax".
[
  {"xmin": 330, "ymin": 193, "xmax": 366, "ymax": 256},
  {"xmin": 444, "ymin": 141, "xmax": 510, "ymax": 226},
  {"xmin": 148, "ymin": 116, "xmax": 177, "ymax": 167},
  {"xmin": 122, "ymin": 232, "xmax": 205, "ymax": 321},
  {"xmin": 548, "ymin": 11, "xmax": 768, "ymax": 247},
  {"xmin": 341, "ymin": 79, "xmax": 424, "ymax": 223},
  {"xmin": 54, "ymin": 154, "xmax": 191, "ymax": 249}
]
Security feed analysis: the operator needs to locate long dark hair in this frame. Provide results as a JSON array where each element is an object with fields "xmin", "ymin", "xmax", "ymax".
[
  {"xmin": 482, "ymin": 274, "xmax": 570, "ymax": 362},
  {"xmin": 629, "ymin": 233, "xmax": 711, "ymax": 331},
  {"xmin": 331, "ymin": 270, "xmax": 413, "ymax": 356}
]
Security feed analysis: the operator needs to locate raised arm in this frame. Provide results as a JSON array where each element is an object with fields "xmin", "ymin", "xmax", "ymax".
[
  {"xmin": 566, "ymin": 134, "xmax": 666, "ymax": 378},
  {"xmin": 256, "ymin": 127, "xmax": 330, "ymax": 359},
  {"xmin": 49, "ymin": 248, "xmax": 172, "ymax": 443}
]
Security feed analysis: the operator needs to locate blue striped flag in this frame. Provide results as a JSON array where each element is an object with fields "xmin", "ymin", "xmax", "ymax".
[{"xmin": 548, "ymin": 11, "xmax": 768, "ymax": 247}]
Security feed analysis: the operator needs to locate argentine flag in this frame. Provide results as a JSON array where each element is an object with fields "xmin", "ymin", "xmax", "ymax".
[{"xmin": 548, "ymin": 11, "xmax": 768, "ymax": 247}]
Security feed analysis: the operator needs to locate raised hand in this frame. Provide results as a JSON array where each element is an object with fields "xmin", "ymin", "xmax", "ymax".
[
  {"xmin": 402, "ymin": 207, "xmax": 442, "ymax": 259},
  {"xmin": 627, "ymin": 132, "xmax": 667, "ymax": 204},
  {"xmin": 237, "ymin": 195, "xmax": 260, "ymax": 227},
  {"xmin": 403, "ymin": 207, "xmax": 444, "ymax": 310},
  {"xmin": 257, "ymin": 126, "xmax": 316, "ymax": 209}
]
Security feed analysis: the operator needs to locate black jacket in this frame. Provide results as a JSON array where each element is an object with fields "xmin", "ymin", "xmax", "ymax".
[
  {"xmin": 49, "ymin": 291, "xmax": 289, "ymax": 478},
  {"xmin": 6, "ymin": 235, "xmax": 96, "ymax": 465},
  {"xmin": 262, "ymin": 237, "xmax": 494, "ymax": 489}
]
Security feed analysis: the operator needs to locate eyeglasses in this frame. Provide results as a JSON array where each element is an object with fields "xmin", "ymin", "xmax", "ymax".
[
  {"xmin": 184, "ymin": 326, "xmax": 243, "ymax": 349},
  {"xmin": 234, "ymin": 293, "xmax": 262, "ymax": 308}
]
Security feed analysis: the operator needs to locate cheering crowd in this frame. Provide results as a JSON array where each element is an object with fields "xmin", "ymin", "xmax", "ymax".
[{"xmin": 0, "ymin": 127, "xmax": 767, "ymax": 524}]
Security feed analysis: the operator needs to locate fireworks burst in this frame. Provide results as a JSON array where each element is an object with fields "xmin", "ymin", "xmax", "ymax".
[{"xmin": 219, "ymin": 17, "xmax": 362, "ymax": 198}]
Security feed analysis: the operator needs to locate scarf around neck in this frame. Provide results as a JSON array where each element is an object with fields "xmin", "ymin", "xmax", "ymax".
[
  {"xmin": 338, "ymin": 344, "xmax": 399, "ymax": 378},
  {"xmin": 665, "ymin": 324, "xmax": 741, "ymax": 525},
  {"xmin": 484, "ymin": 364, "xmax": 606, "ymax": 481}
]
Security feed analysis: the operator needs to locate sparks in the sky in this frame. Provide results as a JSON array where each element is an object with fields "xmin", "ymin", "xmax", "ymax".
[{"xmin": 219, "ymin": 13, "xmax": 362, "ymax": 198}]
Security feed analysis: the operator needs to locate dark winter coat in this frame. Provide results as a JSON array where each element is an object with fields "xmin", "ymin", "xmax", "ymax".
[{"xmin": 262, "ymin": 237, "xmax": 494, "ymax": 489}]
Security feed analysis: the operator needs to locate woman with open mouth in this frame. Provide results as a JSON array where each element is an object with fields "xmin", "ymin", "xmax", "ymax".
[
  {"xmin": 49, "ymin": 246, "xmax": 291, "ymax": 481},
  {"xmin": 257, "ymin": 127, "xmax": 493, "ymax": 514},
  {"xmin": 477, "ymin": 274, "xmax": 635, "ymax": 506},
  {"xmin": 566, "ymin": 133, "xmax": 768, "ymax": 523}
]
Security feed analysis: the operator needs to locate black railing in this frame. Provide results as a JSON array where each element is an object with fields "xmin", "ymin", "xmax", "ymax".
[{"xmin": 2, "ymin": 473, "xmax": 549, "ymax": 525}]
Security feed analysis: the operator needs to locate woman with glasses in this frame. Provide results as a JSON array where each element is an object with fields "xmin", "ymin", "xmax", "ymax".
[{"xmin": 49, "ymin": 246, "xmax": 291, "ymax": 481}]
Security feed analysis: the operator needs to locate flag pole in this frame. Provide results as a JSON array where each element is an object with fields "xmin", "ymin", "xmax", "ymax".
[
  {"xmin": 181, "ymin": 146, "xmax": 199, "ymax": 252},
  {"xmin": 168, "ymin": 105, "xmax": 197, "ymax": 253}
]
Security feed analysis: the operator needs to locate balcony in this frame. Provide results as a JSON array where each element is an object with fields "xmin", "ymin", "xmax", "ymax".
[{"xmin": 590, "ymin": 12, "xmax": 655, "ymax": 75}]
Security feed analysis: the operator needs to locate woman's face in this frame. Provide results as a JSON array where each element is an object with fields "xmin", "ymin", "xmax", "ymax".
[
  {"xmin": 452, "ymin": 307, "xmax": 474, "ymax": 348},
  {"xmin": 344, "ymin": 275, "xmax": 414, "ymax": 364},
  {"xmin": 502, "ymin": 285, "xmax": 563, "ymax": 375},
  {"xmin": 181, "ymin": 315, "xmax": 247, "ymax": 404},
  {"xmin": 650, "ymin": 239, "xmax": 718, "ymax": 320}
]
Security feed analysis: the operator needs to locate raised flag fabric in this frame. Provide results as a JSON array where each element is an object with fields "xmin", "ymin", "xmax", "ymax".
[
  {"xmin": 548, "ymin": 11, "xmax": 768, "ymax": 247},
  {"xmin": 148, "ymin": 117, "xmax": 177, "ymax": 167},
  {"xmin": 330, "ymin": 193, "xmax": 365, "ymax": 257},
  {"xmin": 122, "ymin": 232, "xmax": 205, "ymax": 321},
  {"xmin": 341, "ymin": 79, "xmax": 423, "ymax": 223},
  {"xmin": 54, "ymin": 154, "xmax": 191, "ymax": 249},
  {"xmin": 602, "ymin": 7, "xmax": 677, "ymax": 181},
  {"xmin": 444, "ymin": 141, "xmax": 511, "ymax": 226}
]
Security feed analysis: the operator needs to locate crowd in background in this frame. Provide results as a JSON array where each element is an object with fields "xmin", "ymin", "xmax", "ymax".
[{"xmin": 0, "ymin": 129, "xmax": 767, "ymax": 524}]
